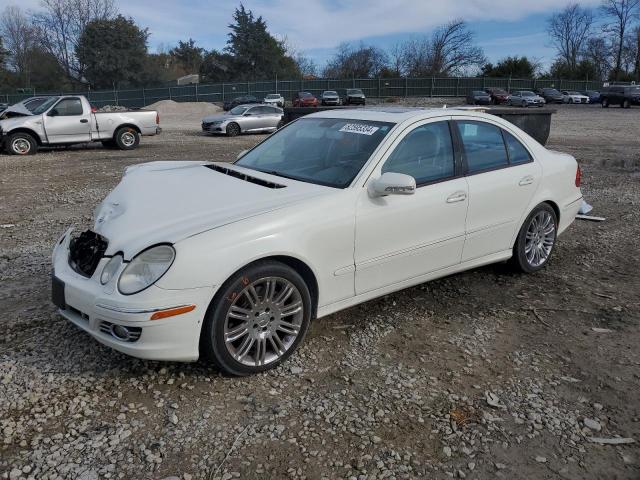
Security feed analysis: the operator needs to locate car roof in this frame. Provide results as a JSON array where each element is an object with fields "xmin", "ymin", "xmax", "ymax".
[{"xmin": 305, "ymin": 106, "xmax": 503, "ymax": 124}]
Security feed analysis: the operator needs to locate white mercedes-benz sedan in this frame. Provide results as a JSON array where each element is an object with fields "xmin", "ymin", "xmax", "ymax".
[{"xmin": 52, "ymin": 107, "xmax": 583, "ymax": 375}]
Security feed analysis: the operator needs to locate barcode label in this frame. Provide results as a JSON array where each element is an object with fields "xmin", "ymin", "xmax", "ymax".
[{"xmin": 339, "ymin": 123, "xmax": 379, "ymax": 135}]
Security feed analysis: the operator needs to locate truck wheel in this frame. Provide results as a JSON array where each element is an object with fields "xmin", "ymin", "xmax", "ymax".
[
  {"xmin": 226, "ymin": 122, "xmax": 241, "ymax": 137},
  {"xmin": 6, "ymin": 132, "xmax": 37, "ymax": 155},
  {"xmin": 601, "ymin": 98, "xmax": 609, "ymax": 108},
  {"xmin": 114, "ymin": 127, "xmax": 140, "ymax": 150},
  {"xmin": 622, "ymin": 99, "xmax": 630, "ymax": 109}
]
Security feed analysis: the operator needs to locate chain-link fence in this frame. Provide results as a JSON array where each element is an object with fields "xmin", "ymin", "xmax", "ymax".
[{"xmin": 1, "ymin": 76, "xmax": 604, "ymax": 108}]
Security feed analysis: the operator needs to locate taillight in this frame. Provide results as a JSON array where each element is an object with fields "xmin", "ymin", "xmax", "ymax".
[
  {"xmin": 575, "ymin": 165, "xmax": 581, "ymax": 187},
  {"xmin": 156, "ymin": 113, "xmax": 160, "ymax": 125}
]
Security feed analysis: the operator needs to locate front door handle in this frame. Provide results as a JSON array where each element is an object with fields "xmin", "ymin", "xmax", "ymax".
[
  {"xmin": 519, "ymin": 175, "xmax": 534, "ymax": 186},
  {"xmin": 80, "ymin": 119, "xmax": 89, "ymax": 123},
  {"xmin": 446, "ymin": 191, "xmax": 467, "ymax": 203}
]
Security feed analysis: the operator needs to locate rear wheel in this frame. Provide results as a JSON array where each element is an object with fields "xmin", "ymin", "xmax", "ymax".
[
  {"xmin": 511, "ymin": 203, "xmax": 557, "ymax": 273},
  {"xmin": 622, "ymin": 99, "xmax": 630, "ymax": 109},
  {"xmin": 6, "ymin": 132, "xmax": 37, "ymax": 155},
  {"xmin": 201, "ymin": 261, "xmax": 312, "ymax": 376},
  {"xmin": 226, "ymin": 122, "xmax": 241, "ymax": 137},
  {"xmin": 601, "ymin": 98, "xmax": 609, "ymax": 108},
  {"xmin": 114, "ymin": 127, "xmax": 140, "ymax": 150}
]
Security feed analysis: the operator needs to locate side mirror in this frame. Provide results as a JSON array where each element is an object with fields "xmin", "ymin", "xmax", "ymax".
[
  {"xmin": 48, "ymin": 109, "xmax": 58, "ymax": 117},
  {"xmin": 368, "ymin": 172, "xmax": 416, "ymax": 198},
  {"xmin": 244, "ymin": 112, "xmax": 252, "ymax": 116},
  {"xmin": 237, "ymin": 149, "xmax": 248, "ymax": 160}
]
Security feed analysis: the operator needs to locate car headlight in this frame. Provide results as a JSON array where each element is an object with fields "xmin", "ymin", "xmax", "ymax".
[
  {"xmin": 101, "ymin": 254, "xmax": 123, "ymax": 285},
  {"xmin": 118, "ymin": 245, "xmax": 175, "ymax": 295}
]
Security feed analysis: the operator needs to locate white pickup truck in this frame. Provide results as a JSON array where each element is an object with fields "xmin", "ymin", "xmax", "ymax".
[{"xmin": 0, "ymin": 95, "xmax": 161, "ymax": 155}]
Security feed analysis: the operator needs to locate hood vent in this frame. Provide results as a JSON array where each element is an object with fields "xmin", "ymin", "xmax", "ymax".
[{"xmin": 205, "ymin": 164, "xmax": 286, "ymax": 189}]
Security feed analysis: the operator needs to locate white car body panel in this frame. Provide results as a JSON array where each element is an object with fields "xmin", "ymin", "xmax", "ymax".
[{"xmin": 52, "ymin": 108, "xmax": 582, "ymax": 362}]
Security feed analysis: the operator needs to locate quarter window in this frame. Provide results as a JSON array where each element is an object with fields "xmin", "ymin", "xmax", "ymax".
[
  {"xmin": 382, "ymin": 121, "xmax": 454, "ymax": 185},
  {"xmin": 456, "ymin": 121, "xmax": 508, "ymax": 173},
  {"xmin": 504, "ymin": 131, "xmax": 532, "ymax": 165}
]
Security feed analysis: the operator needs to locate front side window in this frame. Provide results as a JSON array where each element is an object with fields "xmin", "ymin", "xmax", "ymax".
[
  {"xmin": 229, "ymin": 106, "xmax": 249, "ymax": 115},
  {"xmin": 51, "ymin": 98, "xmax": 83, "ymax": 116},
  {"xmin": 456, "ymin": 121, "xmax": 508, "ymax": 173},
  {"xmin": 382, "ymin": 121, "xmax": 454, "ymax": 185},
  {"xmin": 236, "ymin": 117, "xmax": 394, "ymax": 188}
]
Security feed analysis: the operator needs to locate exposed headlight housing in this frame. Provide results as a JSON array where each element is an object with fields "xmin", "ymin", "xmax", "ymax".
[
  {"xmin": 100, "ymin": 254, "xmax": 123, "ymax": 285},
  {"xmin": 118, "ymin": 245, "xmax": 175, "ymax": 295}
]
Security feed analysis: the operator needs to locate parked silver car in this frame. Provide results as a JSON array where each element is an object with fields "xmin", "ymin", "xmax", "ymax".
[
  {"xmin": 508, "ymin": 91, "xmax": 545, "ymax": 108},
  {"xmin": 321, "ymin": 90, "xmax": 340, "ymax": 106},
  {"xmin": 201, "ymin": 104, "xmax": 283, "ymax": 137}
]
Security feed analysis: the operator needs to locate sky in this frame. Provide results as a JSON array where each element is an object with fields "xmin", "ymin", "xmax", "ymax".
[{"xmin": 2, "ymin": 0, "xmax": 604, "ymax": 71}]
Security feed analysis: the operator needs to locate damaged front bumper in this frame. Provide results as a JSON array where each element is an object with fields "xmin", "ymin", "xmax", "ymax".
[{"xmin": 51, "ymin": 228, "xmax": 215, "ymax": 362}]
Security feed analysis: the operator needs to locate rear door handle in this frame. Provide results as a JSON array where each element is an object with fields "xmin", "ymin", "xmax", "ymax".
[
  {"xmin": 80, "ymin": 119, "xmax": 89, "ymax": 123},
  {"xmin": 446, "ymin": 191, "xmax": 467, "ymax": 203},
  {"xmin": 519, "ymin": 175, "xmax": 534, "ymax": 186}
]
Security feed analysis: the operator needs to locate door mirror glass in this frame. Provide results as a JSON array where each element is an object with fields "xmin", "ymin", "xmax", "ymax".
[{"xmin": 368, "ymin": 172, "xmax": 416, "ymax": 197}]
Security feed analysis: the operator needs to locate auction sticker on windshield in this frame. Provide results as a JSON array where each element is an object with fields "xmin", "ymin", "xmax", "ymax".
[{"xmin": 339, "ymin": 123, "xmax": 379, "ymax": 135}]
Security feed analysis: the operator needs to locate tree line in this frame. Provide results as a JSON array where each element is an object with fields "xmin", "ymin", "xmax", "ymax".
[{"xmin": 0, "ymin": 0, "xmax": 639, "ymax": 93}]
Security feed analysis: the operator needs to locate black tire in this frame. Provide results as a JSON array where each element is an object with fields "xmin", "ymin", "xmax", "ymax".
[
  {"xmin": 200, "ymin": 261, "xmax": 312, "ymax": 376},
  {"xmin": 226, "ymin": 122, "xmax": 241, "ymax": 137},
  {"xmin": 622, "ymin": 99, "xmax": 630, "ymax": 109},
  {"xmin": 511, "ymin": 203, "xmax": 558, "ymax": 274},
  {"xmin": 101, "ymin": 139, "xmax": 116, "ymax": 149},
  {"xmin": 601, "ymin": 98, "xmax": 609, "ymax": 108},
  {"xmin": 114, "ymin": 127, "xmax": 140, "ymax": 150},
  {"xmin": 5, "ymin": 132, "xmax": 37, "ymax": 155}
]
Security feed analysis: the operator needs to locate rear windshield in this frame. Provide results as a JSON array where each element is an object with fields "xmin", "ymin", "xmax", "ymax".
[
  {"xmin": 236, "ymin": 117, "xmax": 394, "ymax": 188},
  {"xmin": 265, "ymin": 94, "xmax": 280, "ymax": 99}
]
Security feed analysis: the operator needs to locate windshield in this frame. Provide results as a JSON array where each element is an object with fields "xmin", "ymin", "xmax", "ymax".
[
  {"xmin": 347, "ymin": 89, "xmax": 363, "ymax": 94},
  {"xmin": 31, "ymin": 97, "xmax": 59, "ymax": 115},
  {"xmin": 324, "ymin": 91, "xmax": 338, "ymax": 96},
  {"xmin": 544, "ymin": 89, "xmax": 560, "ymax": 94},
  {"xmin": 520, "ymin": 91, "xmax": 535, "ymax": 96},
  {"xmin": 299, "ymin": 92, "xmax": 313, "ymax": 98},
  {"xmin": 235, "ymin": 117, "xmax": 394, "ymax": 188},
  {"xmin": 472, "ymin": 91, "xmax": 486, "ymax": 95},
  {"xmin": 229, "ymin": 105, "xmax": 250, "ymax": 115},
  {"xmin": 569, "ymin": 91, "xmax": 581, "ymax": 95},
  {"xmin": 265, "ymin": 94, "xmax": 280, "ymax": 99}
]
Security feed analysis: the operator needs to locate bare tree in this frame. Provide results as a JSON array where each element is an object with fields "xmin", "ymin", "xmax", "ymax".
[
  {"xmin": 600, "ymin": 0, "xmax": 640, "ymax": 80},
  {"xmin": 323, "ymin": 42, "xmax": 388, "ymax": 78},
  {"xmin": 32, "ymin": 0, "xmax": 117, "ymax": 82},
  {"xmin": 428, "ymin": 20, "xmax": 486, "ymax": 75},
  {"xmin": 0, "ymin": 6, "xmax": 37, "ymax": 85},
  {"xmin": 547, "ymin": 3, "xmax": 593, "ymax": 71},
  {"xmin": 585, "ymin": 37, "xmax": 612, "ymax": 79},
  {"xmin": 387, "ymin": 41, "xmax": 405, "ymax": 77},
  {"xmin": 634, "ymin": 26, "xmax": 640, "ymax": 80}
]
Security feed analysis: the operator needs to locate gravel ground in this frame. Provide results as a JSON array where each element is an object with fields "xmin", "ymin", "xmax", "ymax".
[{"xmin": 0, "ymin": 101, "xmax": 639, "ymax": 480}]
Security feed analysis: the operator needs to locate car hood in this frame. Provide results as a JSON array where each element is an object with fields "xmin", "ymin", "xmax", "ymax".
[
  {"xmin": 202, "ymin": 113, "xmax": 239, "ymax": 123},
  {"xmin": 0, "ymin": 104, "xmax": 33, "ymax": 118},
  {"xmin": 93, "ymin": 161, "xmax": 330, "ymax": 258},
  {"xmin": 0, "ymin": 113, "xmax": 40, "ymax": 130}
]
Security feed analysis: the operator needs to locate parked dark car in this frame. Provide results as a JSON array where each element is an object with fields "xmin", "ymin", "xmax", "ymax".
[
  {"xmin": 581, "ymin": 90, "xmax": 601, "ymax": 104},
  {"xmin": 484, "ymin": 87, "xmax": 510, "ymax": 105},
  {"xmin": 343, "ymin": 88, "xmax": 366, "ymax": 105},
  {"xmin": 223, "ymin": 95, "xmax": 260, "ymax": 111},
  {"xmin": 466, "ymin": 90, "xmax": 492, "ymax": 105},
  {"xmin": 535, "ymin": 88, "xmax": 564, "ymax": 104},
  {"xmin": 600, "ymin": 85, "xmax": 640, "ymax": 108},
  {"xmin": 292, "ymin": 91, "xmax": 319, "ymax": 107}
]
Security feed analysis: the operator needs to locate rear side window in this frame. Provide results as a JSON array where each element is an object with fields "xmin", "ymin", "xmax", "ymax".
[
  {"xmin": 504, "ymin": 131, "xmax": 532, "ymax": 165},
  {"xmin": 456, "ymin": 121, "xmax": 508, "ymax": 173},
  {"xmin": 382, "ymin": 121, "xmax": 454, "ymax": 185}
]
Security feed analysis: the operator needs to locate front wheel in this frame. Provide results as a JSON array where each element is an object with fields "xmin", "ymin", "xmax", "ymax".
[
  {"xmin": 622, "ymin": 99, "xmax": 630, "ymax": 109},
  {"xmin": 226, "ymin": 122, "xmax": 241, "ymax": 137},
  {"xmin": 6, "ymin": 132, "xmax": 37, "ymax": 155},
  {"xmin": 602, "ymin": 98, "xmax": 609, "ymax": 108},
  {"xmin": 114, "ymin": 127, "xmax": 140, "ymax": 150},
  {"xmin": 201, "ymin": 261, "xmax": 312, "ymax": 376},
  {"xmin": 511, "ymin": 203, "xmax": 558, "ymax": 273}
]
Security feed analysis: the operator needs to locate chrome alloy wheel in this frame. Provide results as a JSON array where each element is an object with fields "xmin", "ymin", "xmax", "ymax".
[
  {"xmin": 224, "ymin": 277, "xmax": 304, "ymax": 367},
  {"xmin": 12, "ymin": 138, "xmax": 31, "ymax": 154},
  {"xmin": 524, "ymin": 210, "xmax": 555, "ymax": 267},
  {"xmin": 121, "ymin": 130, "xmax": 136, "ymax": 147}
]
